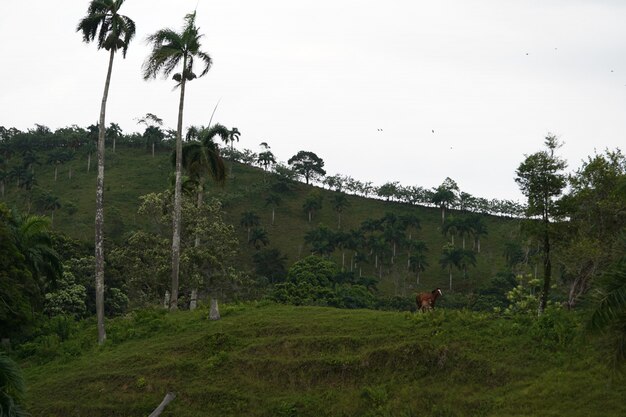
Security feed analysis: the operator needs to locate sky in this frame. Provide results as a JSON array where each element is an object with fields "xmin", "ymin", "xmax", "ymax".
[{"xmin": 1, "ymin": 0, "xmax": 625, "ymax": 201}]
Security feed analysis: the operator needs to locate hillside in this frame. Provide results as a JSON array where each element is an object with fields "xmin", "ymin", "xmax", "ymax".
[
  {"xmin": 21, "ymin": 303, "xmax": 626, "ymax": 417},
  {"xmin": 0, "ymin": 146, "xmax": 521, "ymax": 294}
]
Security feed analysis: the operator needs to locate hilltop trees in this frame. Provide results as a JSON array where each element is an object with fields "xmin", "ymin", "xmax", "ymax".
[
  {"xmin": 515, "ymin": 134, "xmax": 567, "ymax": 315},
  {"xmin": 143, "ymin": 11, "xmax": 213, "ymax": 311},
  {"xmin": 77, "ymin": 0, "xmax": 136, "ymax": 344},
  {"xmin": 288, "ymin": 151, "xmax": 326, "ymax": 185}
]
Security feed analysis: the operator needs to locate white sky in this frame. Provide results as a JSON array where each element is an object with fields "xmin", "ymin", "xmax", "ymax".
[{"xmin": 1, "ymin": 0, "xmax": 625, "ymax": 201}]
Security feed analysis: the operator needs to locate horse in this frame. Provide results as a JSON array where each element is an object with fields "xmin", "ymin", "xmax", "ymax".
[{"xmin": 416, "ymin": 288, "xmax": 443, "ymax": 312}]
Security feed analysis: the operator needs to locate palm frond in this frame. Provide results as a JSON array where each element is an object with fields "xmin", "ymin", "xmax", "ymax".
[{"xmin": 0, "ymin": 354, "xmax": 27, "ymax": 417}]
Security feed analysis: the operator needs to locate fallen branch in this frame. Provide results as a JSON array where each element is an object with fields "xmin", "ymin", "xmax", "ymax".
[{"xmin": 148, "ymin": 392, "xmax": 176, "ymax": 417}]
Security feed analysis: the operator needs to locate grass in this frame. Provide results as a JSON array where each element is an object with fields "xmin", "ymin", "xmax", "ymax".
[
  {"xmin": 20, "ymin": 304, "xmax": 626, "ymax": 417},
  {"xmin": 0, "ymin": 146, "xmax": 522, "ymax": 295}
]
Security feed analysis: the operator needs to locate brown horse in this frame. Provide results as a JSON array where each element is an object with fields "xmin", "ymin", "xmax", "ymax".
[{"xmin": 416, "ymin": 288, "xmax": 443, "ymax": 312}]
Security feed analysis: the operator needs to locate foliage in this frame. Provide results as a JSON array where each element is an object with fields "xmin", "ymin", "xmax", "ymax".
[
  {"xmin": 0, "ymin": 354, "xmax": 27, "ymax": 417},
  {"xmin": 587, "ymin": 234, "xmax": 626, "ymax": 370},
  {"xmin": 43, "ymin": 271, "xmax": 87, "ymax": 318},
  {"xmin": 270, "ymin": 256, "xmax": 376, "ymax": 308}
]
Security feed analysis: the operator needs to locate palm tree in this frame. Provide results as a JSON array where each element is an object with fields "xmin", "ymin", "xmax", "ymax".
[
  {"xmin": 9, "ymin": 212, "xmax": 62, "ymax": 290},
  {"xmin": 249, "ymin": 227, "xmax": 270, "ymax": 250},
  {"xmin": 106, "ymin": 122, "xmax": 122, "ymax": 153},
  {"xmin": 303, "ymin": 193, "xmax": 323, "ymax": 223},
  {"xmin": 177, "ymin": 125, "xmax": 226, "ymax": 310},
  {"xmin": 143, "ymin": 11, "xmax": 212, "ymax": 311},
  {"xmin": 440, "ymin": 243, "xmax": 462, "ymax": 291},
  {"xmin": 458, "ymin": 249, "xmax": 477, "ymax": 280},
  {"xmin": 265, "ymin": 194, "xmax": 281, "ymax": 226},
  {"xmin": 409, "ymin": 249, "xmax": 429, "ymax": 286},
  {"xmin": 0, "ymin": 354, "xmax": 27, "ymax": 417},
  {"xmin": 225, "ymin": 127, "xmax": 240, "ymax": 176},
  {"xmin": 331, "ymin": 193, "xmax": 350, "ymax": 229},
  {"xmin": 588, "ymin": 245, "xmax": 626, "ymax": 370},
  {"xmin": 77, "ymin": 0, "xmax": 136, "ymax": 344},
  {"xmin": 468, "ymin": 214, "xmax": 488, "ymax": 253},
  {"xmin": 240, "ymin": 211, "xmax": 260, "ymax": 242}
]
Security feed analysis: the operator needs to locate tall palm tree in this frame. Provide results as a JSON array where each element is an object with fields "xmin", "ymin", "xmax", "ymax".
[
  {"xmin": 177, "ymin": 125, "xmax": 226, "ymax": 310},
  {"xmin": 224, "ymin": 127, "xmax": 240, "ymax": 176},
  {"xmin": 265, "ymin": 194, "xmax": 281, "ymax": 226},
  {"xmin": 143, "ymin": 11, "xmax": 213, "ymax": 311},
  {"xmin": 440, "ymin": 244, "xmax": 462, "ymax": 291},
  {"xmin": 77, "ymin": 0, "xmax": 135, "ymax": 344},
  {"xmin": 240, "ymin": 211, "xmax": 260, "ymax": 242}
]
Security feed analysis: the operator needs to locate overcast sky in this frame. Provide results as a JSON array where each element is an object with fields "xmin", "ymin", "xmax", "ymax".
[{"xmin": 1, "ymin": 0, "xmax": 625, "ymax": 201}]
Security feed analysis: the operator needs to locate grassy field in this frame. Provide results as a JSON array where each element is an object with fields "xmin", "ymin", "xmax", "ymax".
[
  {"xmin": 21, "ymin": 303, "xmax": 625, "ymax": 417},
  {"xmin": 0, "ymin": 146, "xmax": 523, "ymax": 295}
]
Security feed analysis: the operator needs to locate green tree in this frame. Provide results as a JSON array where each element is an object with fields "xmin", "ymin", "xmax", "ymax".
[
  {"xmin": 288, "ymin": 151, "xmax": 326, "ymax": 184},
  {"xmin": 515, "ymin": 134, "xmax": 567, "ymax": 314},
  {"xmin": 143, "ymin": 11, "xmax": 213, "ymax": 311},
  {"xmin": 77, "ymin": 0, "xmax": 136, "ymax": 344},
  {"xmin": 137, "ymin": 113, "xmax": 164, "ymax": 157}
]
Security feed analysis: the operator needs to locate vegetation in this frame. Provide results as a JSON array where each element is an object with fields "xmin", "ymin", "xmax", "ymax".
[{"xmin": 12, "ymin": 303, "xmax": 626, "ymax": 417}]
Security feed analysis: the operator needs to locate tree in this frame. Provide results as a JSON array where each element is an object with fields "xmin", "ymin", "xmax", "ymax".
[
  {"xmin": 143, "ymin": 11, "xmax": 213, "ymax": 311},
  {"xmin": 515, "ymin": 134, "xmax": 567, "ymax": 314},
  {"xmin": 106, "ymin": 122, "xmax": 122, "ymax": 153},
  {"xmin": 223, "ymin": 127, "xmax": 240, "ymax": 176},
  {"xmin": 467, "ymin": 214, "xmax": 488, "ymax": 253},
  {"xmin": 288, "ymin": 151, "xmax": 326, "ymax": 184},
  {"xmin": 257, "ymin": 150, "xmax": 276, "ymax": 172},
  {"xmin": 431, "ymin": 178, "xmax": 459, "ymax": 224},
  {"xmin": 240, "ymin": 211, "xmax": 260, "ymax": 242},
  {"xmin": 77, "ymin": 0, "xmax": 136, "ymax": 344},
  {"xmin": 302, "ymin": 192, "xmax": 323, "ymax": 223},
  {"xmin": 440, "ymin": 243, "xmax": 462, "ymax": 291},
  {"xmin": 177, "ymin": 124, "xmax": 226, "ymax": 309},
  {"xmin": 137, "ymin": 113, "xmax": 164, "ymax": 157},
  {"xmin": 265, "ymin": 194, "xmax": 281, "ymax": 226},
  {"xmin": 249, "ymin": 227, "xmax": 270, "ymax": 250},
  {"xmin": 331, "ymin": 193, "xmax": 350, "ymax": 229},
  {"xmin": 408, "ymin": 243, "xmax": 429, "ymax": 286},
  {"xmin": 304, "ymin": 225, "xmax": 336, "ymax": 257}
]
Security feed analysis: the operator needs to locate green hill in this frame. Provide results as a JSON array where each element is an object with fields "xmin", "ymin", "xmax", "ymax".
[
  {"xmin": 21, "ymin": 303, "xmax": 625, "ymax": 417},
  {"xmin": 1, "ymin": 146, "xmax": 521, "ymax": 295}
]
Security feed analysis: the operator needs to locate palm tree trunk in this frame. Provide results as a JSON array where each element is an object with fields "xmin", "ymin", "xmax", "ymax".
[
  {"xmin": 54, "ymin": 166, "xmax": 58, "ymax": 181},
  {"xmin": 449, "ymin": 266, "xmax": 453, "ymax": 291},
  {"xmin": 189, "ymin": 186, "xmax": 203, "ymax": 311},
  {"xmin": 209, "ymin": 297, "xmax": 220, "ymax": 320},
  {"xmin": 87, "ymin": 152, "xmax": 91, "ymax": 172},
  {"xmin": 271, "ymin": 208, "xmax": 275, "ymax": 226},
  {"xmin": 95, "ymin": 48, "xmax": 115, "ymax": 345},
  {"xmin": 152, "ymin": 142, "xmax": 155, "ymax": 158},
  {"xmin": 170, "ymin": 59, "xmax": 188, "ymax": 311}
]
